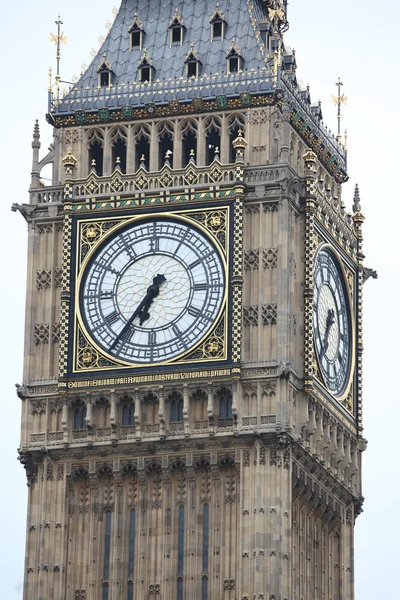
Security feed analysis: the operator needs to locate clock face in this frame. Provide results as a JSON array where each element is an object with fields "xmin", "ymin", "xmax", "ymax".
[
  {"xmin": 79, "ymin": 218, "xmax": 226, "ymax": 364},
  {"xmin": 313, "ymin": 247, "xmax": 352, "ymax": 397}
]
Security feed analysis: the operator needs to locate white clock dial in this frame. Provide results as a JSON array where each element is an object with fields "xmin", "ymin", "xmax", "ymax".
[
  {"xmin": 80, "ymin": 218, "xmax": 225, "ymax": 364},
  {"xmin": 313, "ymin": 247, "xmax": 352, "ymax": 397}
]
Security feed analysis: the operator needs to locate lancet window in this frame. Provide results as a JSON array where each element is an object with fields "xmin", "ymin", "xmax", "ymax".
[
  {"xmin": 157, "ymin": 122, "xmax": 174, "ymax": 168},
  {"xmin": 180, "ymin": 119, "xmax": 198, "ymax": 167},
  {"xmin": 204, "ymin": 117, "xmax": 222, "ymax": 165},
  {"xmin": 170, "ymin": 392, "xmax": 184, "ymax": 423},
  {"xmin": 87, "ymin": 129, "xmax": 104, "ymax": 176},
  {"xmin": 133, "ymin": 124, "xmax": 151, "ymax": 170},
  {"xmin": 218, "ymin": 388, "xmax": 233, "ymax": 422},
  {"xmin": 73, "ymin": 404, "xmax": 87, "ymax": 431},
  {"xmin": 228, "ymin": 113, "xmax": 246, "ymax": 162},
  {"xmin": 110, "ymin": 127, "xmax": 128, "ymax": 173},
  {"xmin": 121, "ymin": 395, "xmax": 135, "ymax": 427}
]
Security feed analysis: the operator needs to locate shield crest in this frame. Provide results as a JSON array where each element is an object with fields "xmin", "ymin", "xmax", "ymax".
[
  {"xmin": 146, "ymin": 103, "xmax": 156, "ymax": 116},
  {"xmin": 216, "ymin": 95, "xmax": 227, "ymax": 109},
  {"xmin": 99, "ymin": 107, "xmax": 110, "ymax": 122},
  {"xmin": 122, "ymin": 106, "xmax": 133, "ymax": 120},
  {"xmin": 240, "ymin": 92, "xmax": 251, "ymax": 106},
  {"xmin": 75, "ymin": 110, "xmax": 86, "ymax": 125}
]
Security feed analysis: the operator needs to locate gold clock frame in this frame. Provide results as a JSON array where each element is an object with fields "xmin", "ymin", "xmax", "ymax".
[{"xmin": 71, "ymin": 206, "xmax": 232, "ymax": 374}]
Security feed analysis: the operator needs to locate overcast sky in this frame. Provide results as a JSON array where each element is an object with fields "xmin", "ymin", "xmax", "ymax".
[{"xmin": 0, "ymin": 1, "xmax": 397, "ymax": 598}]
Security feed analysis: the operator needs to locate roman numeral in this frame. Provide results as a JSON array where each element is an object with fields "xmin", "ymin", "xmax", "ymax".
[
  {"xmin": 121, "ymin": 328, "xmax": 135, "ymax": 342},
  {"xmin": 188, "ymin": 306, "xmax": 201, "ymax": 318},
  {"xmin": 105, "ymin": 311, "xmax": 119, "ymax": 327},
  {"xmin": 194, "ymin": 283, "xmax": 208, "ymax": 291},
  {"xmin": 148, "ymin": 331, "xmax": 157, "ymax": 346},
  {"xmin": 100, "ymin": 291, "xmax": 113, "ymax": 299},
  {"xmin": 189, "ymin": 258, "xmax": 202, "ymax": 269}
]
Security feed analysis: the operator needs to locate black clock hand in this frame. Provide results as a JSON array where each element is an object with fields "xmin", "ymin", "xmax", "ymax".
[
  {"xmin": 323, "ymin": 308, "xmax": 335, "ymax": 352},
  {"xmin": 109, "ymin": 274, "xmax": 166, "ymax": 351}
]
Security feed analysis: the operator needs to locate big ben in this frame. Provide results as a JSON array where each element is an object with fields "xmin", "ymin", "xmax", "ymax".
[{"xmin": 15, "ymin": 1, "xmax": 369, "ymax": 599}]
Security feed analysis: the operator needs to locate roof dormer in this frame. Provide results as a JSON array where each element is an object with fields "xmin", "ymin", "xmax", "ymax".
[
  {"xmin": 97, "ymin": 55, "xmax": 115, "ymax": 87},
  {"xmin": 209, "ymin": 3, "xmax": 226, "ymax": 40},
  {"xmin": 184, "ymin": 44, "xmax": 202, "ymax": 78},
  {"xmin": 226, "ymin": 42, "xmax": 242, "ymax": 74},
  {"xmin": 169, "ymin": 8, "xmax": 185, "ymax": 46},
  {"xmin": 138, "ymin": 50, "xmax": 154, "ymax": 83},
  {"xmin": 128, "ymin": 13, "xmax": 144, "ymax": 50}
]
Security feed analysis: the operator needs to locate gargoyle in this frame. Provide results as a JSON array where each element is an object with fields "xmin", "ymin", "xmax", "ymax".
[
  {"xmin": 15, "ymin": 383, "xmax": 28, "ymax": 400},
  {"xmin": 279, "ymin": 361, "xmax": 292, "ymax": 379},
  {"xmin": 363, "ymin": 267, "xmax": 378, "ymax": 283},
  {"xmin": 11, "ymin": 203, "xmax": 35, "ymax": 222}
]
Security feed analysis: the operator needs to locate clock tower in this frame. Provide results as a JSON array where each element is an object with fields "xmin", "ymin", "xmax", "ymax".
[{"xmin": 16, "ymin": 2, "xmax": 368, "ymax": 599}]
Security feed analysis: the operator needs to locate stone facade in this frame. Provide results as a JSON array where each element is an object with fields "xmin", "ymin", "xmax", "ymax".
[{"xmin": 16, "ymin": 2, "xmax": 366, "ymax": 599}]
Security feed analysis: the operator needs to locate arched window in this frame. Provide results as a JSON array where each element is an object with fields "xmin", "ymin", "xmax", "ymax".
[
  {"xmin": 228, "ymin": 114, "xmax": 246, "ymax": 162},
  {"xmin": 111, "ymin": 136, "xmax": 127, "ymax": 173},
  {"xmin": 180, "ymin": 120, "xmax": 198, "ymax": 167},
  {"xmin": 122, "ymin": 402, "xmax": 135, "ymax": 426},
  {"xmin": 204, "ymin": 118, "xmax": 221, "ymax": 165},
  {"xmin": 127, "ymin": 509, "xmax": 136, "ymax": 600},
  {"xmin": 218, "ymin": 391, "xmax": 232, "ymax": 420},
  {"xmin": 177, "ymin": 505, "xmax": 185, "ymax": 600},
  {"xmin": 89, "ymin": 141, "xmax": 104, "ymax": 176},
  {"xmin": 170, "ymin": 394, "xmax": 183, "ymax": 423},
  {"xmin": 157, "ymin": 122, "xmax": 174, "ymax": 169},
  {"xmin": 133, "ymin": 125, "xmax": 151, "ymax": 170},
  {"xmin": 73, "ymin": 406, "xmax": 86, "ymax": 430}
]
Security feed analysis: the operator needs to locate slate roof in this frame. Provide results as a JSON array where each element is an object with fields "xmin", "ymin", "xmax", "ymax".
[{"xmin": 56, "ymin": 0, "xmax": 274, "ymax": 112}]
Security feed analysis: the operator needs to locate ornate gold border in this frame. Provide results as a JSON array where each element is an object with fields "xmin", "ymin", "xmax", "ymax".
[{"xmin": 72, "ymin": 207, "xmax": 231, "ymax": 373}]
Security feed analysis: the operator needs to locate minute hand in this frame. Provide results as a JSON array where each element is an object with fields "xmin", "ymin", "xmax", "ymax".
[{"xmin": 109, "ymin": 274, "xmax": 166, "ymax": 351}]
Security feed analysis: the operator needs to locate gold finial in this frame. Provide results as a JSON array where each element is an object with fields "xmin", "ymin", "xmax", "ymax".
[
  {"xmin": 331, "ymin": 77, "xmax": 347, "ymax": 141},
  {"xmin": 344, "ymin": 129, "xmax": 348, "ymax": 152},
  {"xmin": 62, "ymin": 148, "xmax": 78, "ymax": 175},
  {"xmin": 48, "ymin": 67, "xmax": 53, "ymax": 92},
  {"xmin": 50, "ymin": 16, "xmax": 67, "ymax": 102}
]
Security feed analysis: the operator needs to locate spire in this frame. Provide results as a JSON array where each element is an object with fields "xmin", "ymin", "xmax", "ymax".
[
  {"xmin": 31, "ymin": 120, "xmax": 41, "ymax": 187},
  {"xmin": 352, "ymin": 183, "xmax": 361, "ymax": 213}
]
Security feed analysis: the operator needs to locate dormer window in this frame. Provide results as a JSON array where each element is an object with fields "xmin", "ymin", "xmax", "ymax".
[
  {"xmin": 129, "ymin": 13, "xmax": 144, "ymax": 50},
  {"xmin": 226, "ymin": 42, "xmax": 242, "ymax": 74},
  {"xmin": 210, "ymin": 4, "xmax": 226, "ymax": 41},
  {"xmin": 184, "ymin": 44, "xmax": 201, "ymax": 79},
  {"xmin": 169, "ymin": 9, "xmax": 185, "ymax": 46},
  {"xmin": 138, "ymin": 50, "xmax": 154, "ymax": 83},
  {"xmin": 97, "ymin": 55, "xmax": 115, "ymax": 87}
]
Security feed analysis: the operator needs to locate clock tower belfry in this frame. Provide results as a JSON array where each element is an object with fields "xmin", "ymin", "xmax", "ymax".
[{"xmin": 16, "ymin": 2, "xmax": 369, "ymax": 599}]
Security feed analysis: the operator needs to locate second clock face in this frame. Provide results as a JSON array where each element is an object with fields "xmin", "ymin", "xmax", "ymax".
[
  {"xmin": 313, "ymin": 247, "xmax": 352, "ymax": 397},
  {"xmin": 79, "ymin": 218, "xmax": 226, "ymax": 364}
]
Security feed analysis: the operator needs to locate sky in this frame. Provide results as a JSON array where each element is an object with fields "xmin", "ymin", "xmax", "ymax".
[{"xmin": 0, "ymin": 0, "xmax": 398, "ymax": 598}]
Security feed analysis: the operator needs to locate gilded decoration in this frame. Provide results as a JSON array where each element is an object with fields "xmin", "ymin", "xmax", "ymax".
[{"xmin": 66, "ymin": 203, "xmax": 238, "ymax": 378}]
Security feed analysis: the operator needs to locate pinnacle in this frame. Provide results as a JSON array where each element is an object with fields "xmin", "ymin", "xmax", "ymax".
[
  {"xmin": 352, "ymin": 183, "xmax": 361, "ymax": 213},
  {"xmin": 33, "ymin": 119, "xmax": 40, "ymax": 139}
]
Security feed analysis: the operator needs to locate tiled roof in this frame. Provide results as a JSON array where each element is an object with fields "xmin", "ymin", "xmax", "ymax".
[{"xmin": 65, "ymin": 0, "xmax": 270, "ymax": 96}]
